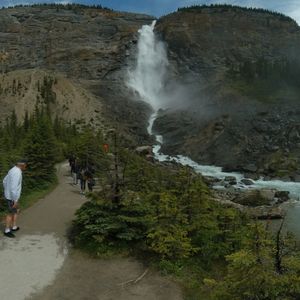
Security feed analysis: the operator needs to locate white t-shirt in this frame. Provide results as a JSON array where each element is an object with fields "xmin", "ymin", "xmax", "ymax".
[{"xmin": 3, "ymin": 166, "xmax": 23, "ymax": 202}]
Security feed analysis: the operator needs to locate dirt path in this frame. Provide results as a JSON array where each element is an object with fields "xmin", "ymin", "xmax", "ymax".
[{"xmin": 0, "ymin": 162, "xmax": 183, "ymax": 300}]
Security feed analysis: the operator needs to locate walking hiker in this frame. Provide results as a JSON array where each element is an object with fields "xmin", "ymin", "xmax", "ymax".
[
  {"xmin": 86, "ymin": 170, "xmax": 95, "ymax": 193},
  {"xmin": 76, "ymin": 163, "xmax": 82, "ymax": 186},
  {"xmin": 2, "ymin": 159, "xmax": 27, "ymax": 238},
  {"xmin": 70, "ymin": 159, "xmax": 76, "ymax": 176},
  {"xmin": 80, "ymin": 167, "xmax": 88, "ymax": 194},
  {"xmin": 72, "ymin": 160, "xmax": 79, "ymax": 185}
]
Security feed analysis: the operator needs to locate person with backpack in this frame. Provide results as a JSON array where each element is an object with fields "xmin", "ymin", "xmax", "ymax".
[{"xmin": 2, "ymin": 159, "xmax": 27, "ymax": 238}]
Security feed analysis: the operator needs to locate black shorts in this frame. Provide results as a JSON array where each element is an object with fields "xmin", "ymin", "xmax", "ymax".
[{"xmin": 6, "ymin": 200, "xmax": 18, "ymax": 214}]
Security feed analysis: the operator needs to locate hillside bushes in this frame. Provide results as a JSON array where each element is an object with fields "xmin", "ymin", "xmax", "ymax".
[
  {"xmin": 73, "ymin": 151, "xmax": 246, "ymax": 260},
  {"xmin": 72, "ymin": 147, "xmax": 300, "ymax": 299}
]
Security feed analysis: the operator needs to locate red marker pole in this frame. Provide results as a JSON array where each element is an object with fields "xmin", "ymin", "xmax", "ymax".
[{"xmin": 103, "ymin": 143, "xmax": 109, "ymax": 153}]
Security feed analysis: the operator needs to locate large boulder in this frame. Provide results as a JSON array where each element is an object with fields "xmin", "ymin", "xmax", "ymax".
[{"xmin": 233, "ymin": 189, "xmax": 276, "ymax": 207}]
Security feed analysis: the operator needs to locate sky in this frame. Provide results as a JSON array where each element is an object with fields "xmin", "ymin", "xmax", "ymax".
[{"xmin": 2, "ymin": 0, "xmax": 300, "ymax": 24}]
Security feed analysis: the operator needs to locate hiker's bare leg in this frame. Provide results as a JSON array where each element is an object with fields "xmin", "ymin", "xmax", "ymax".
[
  {"xmin": 5, "ymin": 214, "xmax": 12, "ymax": 231},
  {"xmin": 12, "ymin": 213, "xmax": 18, "ymax": 227}
]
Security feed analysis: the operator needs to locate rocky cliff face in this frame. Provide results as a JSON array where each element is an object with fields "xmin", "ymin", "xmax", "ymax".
[
  {"xmin": 0, "ymin": 5, "xmax": 153, "ymax": 144},
  {"xmin": 154, "ymin": 6, "xmax": 300, "ymax": 180}
]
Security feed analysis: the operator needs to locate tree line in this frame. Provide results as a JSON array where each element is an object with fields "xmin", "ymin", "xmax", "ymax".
[
  {"xmin": 177, "ymin": 4, "xmax": 297, "ymax": 24},
  {"xmin": 3, "ymin": 3, "xmax": 112, "ymax": 12}
]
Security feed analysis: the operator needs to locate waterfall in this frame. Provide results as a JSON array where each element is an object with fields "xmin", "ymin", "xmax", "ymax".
[
  {"xmin": 128, "ymin": 20, "xmax": 168, "ymax": 111},
  {"xmin": 127, "ymin": 22, "xmax": 300, "ymax": 200}
]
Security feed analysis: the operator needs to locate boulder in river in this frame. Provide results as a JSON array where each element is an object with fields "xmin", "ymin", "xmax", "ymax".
[
  {"xmin": 224, "ymin": 176, "xmax": 237, "ymax": 185},
  {"xmin": 241, "ymin": 178, "xmax": 255, "ymax": 186},
  {"xmin": 274, "ymin": 191, "xmax": 290, "ymax": 203}
]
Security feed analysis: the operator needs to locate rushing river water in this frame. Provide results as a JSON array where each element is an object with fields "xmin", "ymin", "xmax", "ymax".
[{"xmin": 128, "ymin": 21, "xmax": 300, "ymax": 235}]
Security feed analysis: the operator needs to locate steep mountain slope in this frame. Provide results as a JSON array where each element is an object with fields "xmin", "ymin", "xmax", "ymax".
[
  {"xmin": 154, "ymin": 5, "xmax": 300, "ymax": 180},
  {"xmin": 0, "ymin": 69, "xmax": 104, "ymax": 126},
  {"xmin": 0, "ymin": 5, "xmax": 153, "ymax": 143}
]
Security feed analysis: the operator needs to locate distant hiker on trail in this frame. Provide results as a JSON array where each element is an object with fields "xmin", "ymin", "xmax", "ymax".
[
  {"xmin": 69, "ymin": 156, "xmax": 76, "ymax": 176},
  {"xmin": 79, "ymin": 166, "xmax": 88, "ymax": 194},
  {"xmin": 87, "ymin": 171, "xmax": 95, "ymax": 193},
  {"xmin": 75, "ymin": 163, "xmax": 82, "ymax": 186},
  {"xmin": 72, "ymin": 160, "xmax": 80, "ymax": 185},
  {"xmin": 70, "ymin": 160, "xmax": 76, "ymax": 175},
  {"xmin": 2, "ymin": 159, "xmax": 27, "ymax": 238}
]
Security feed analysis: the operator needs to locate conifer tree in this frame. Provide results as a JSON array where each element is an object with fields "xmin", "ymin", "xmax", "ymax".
[{"xmin": 23, "ymin": 112, "xmax": 59, "ymax": 186}]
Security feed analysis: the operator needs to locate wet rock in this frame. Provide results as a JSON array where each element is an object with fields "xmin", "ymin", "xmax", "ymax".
[
  {"xmin": 241, "ymin": 178, "xmax": 255, "ymax": 186},
  {"xmin": 275, "ymin": 191, "xmax": 290, "ymax": 203},
  {"xmin": 224, "ymin": 176, "xmax": 237, "ymax": 185}
]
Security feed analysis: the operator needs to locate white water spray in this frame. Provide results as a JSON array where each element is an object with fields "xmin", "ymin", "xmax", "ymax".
[
  {"xmin": 127, "ymin": 22, "xmax": 300, "ymax": 200},
  {"xmin": 128, "ymin": 21, "xmax": 168, "ymax": 111}
]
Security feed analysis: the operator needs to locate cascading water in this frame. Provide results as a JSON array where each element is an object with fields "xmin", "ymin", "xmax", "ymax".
[
  {"xmin": 127, "ymin": 22, "xmax": 300, "ymax": 203},
  {"xmin": 128, "ymin": 21, "xmax": 168, "ymax": 111}
]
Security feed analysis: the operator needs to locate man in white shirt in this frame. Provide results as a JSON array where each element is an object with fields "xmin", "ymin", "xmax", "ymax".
[{"xmin": 3, "ymin": 159, "xmax": 27, "ymax": 238}]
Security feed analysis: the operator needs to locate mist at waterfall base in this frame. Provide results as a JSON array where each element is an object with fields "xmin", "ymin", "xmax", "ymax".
[{"xmin": 127, "ymin": 21, "xmax": 300, "ymax": 236}]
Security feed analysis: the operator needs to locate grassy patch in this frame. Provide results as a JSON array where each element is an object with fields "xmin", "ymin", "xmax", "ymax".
[{"xmin": 19, "ymin": 178, "xmax": 58, "ymax": 210}]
